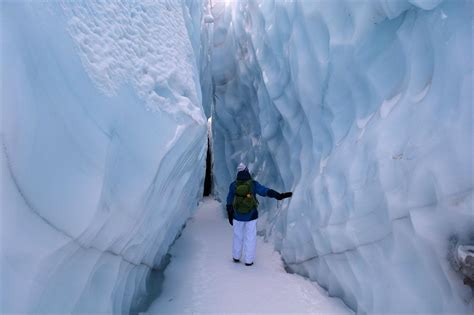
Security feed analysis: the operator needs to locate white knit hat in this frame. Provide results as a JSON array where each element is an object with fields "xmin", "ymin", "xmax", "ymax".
[{"xmin": 237, "ymin": 163, "xmax": 247, "ymax": 172}]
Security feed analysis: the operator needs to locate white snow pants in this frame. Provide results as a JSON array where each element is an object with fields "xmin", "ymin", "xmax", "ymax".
[{"xmin": 232, "ymin": 219, "xmax": 257, "ymax": 264}]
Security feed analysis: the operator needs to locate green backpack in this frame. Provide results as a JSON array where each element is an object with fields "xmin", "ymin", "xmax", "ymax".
[{"xmin": 233, "ymin": 180, "xmax": 259, "ymax": 213}]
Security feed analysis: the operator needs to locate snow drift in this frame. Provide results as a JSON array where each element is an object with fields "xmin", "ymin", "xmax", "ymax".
[
  {"xmin": 210, "ymin": 0, "xmax": 473, "ymax": 313},
  {"xmin": 1, "ymin": 1, "xmax": 209, "ymax": 313}
]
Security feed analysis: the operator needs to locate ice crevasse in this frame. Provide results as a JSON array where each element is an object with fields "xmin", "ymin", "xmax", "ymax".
[
  {"xmin": 0, "ymin": 0, "xmax": 473, "ymax": 314},
  {"xmin": 210, "ymin": 0, "xmax": 473, "ymax": 313},
  {"xmin": 1, "ymin": 1, "xmax": 211, "ymax": 313}
]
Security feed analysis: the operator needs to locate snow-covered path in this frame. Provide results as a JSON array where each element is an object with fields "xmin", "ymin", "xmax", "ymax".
[{"xmin": 146, "ymin": 198, "xmax": 352, "ymax": 314}]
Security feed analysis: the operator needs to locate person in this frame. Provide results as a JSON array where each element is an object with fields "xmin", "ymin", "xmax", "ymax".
[{"xmin": 226, "ymin": 163, "xmax": 292, "ymax": 266}]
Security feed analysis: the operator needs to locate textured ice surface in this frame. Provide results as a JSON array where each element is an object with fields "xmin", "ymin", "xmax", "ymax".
[
  {"xmin": 1, "ymin": 1, "xmax": 209, "ymax": 313},
  {"xmin": 211, "ymin": 0, "xmax": 473, "ymax": 313},
  {"xmin": 2, "ymin": 0, "xmax": 473, "ymax": 313}
]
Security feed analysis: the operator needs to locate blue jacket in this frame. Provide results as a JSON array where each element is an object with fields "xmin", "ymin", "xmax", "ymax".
[{"xmin": 226, "ymin": 170, "xmax": 269, "ymax": 221}]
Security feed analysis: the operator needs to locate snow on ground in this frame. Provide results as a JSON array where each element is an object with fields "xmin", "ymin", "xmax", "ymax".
[{"xmin": 146, "ymin": 198, "xmax": 352, "ymax": 314}]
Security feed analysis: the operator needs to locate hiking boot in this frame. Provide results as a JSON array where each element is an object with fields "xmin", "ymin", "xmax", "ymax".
[
  {"xmin": 233, "ymin": 258, "xmax": 240, "ymax": 263},
  {"xmin": 245, "ymin": 262, "xmax": 253, "ymax": 266}
]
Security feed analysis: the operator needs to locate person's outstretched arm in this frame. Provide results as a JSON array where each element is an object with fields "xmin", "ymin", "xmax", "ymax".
[
  {"xmin": 254, "ymin": 181, "xmax": 293, "ymax": 200},
  {"xmin": 253, "ymin": 181, "xmax": 269, "ymax": 197},
  {"xmin": 267, "ymin": 190, "xmax": 293, "ymax": 200}
]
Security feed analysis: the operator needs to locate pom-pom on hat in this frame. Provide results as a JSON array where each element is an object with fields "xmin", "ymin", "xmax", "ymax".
[{"xmin": 237, "ymin": 163, "xmax": 247, "ymax": 172}]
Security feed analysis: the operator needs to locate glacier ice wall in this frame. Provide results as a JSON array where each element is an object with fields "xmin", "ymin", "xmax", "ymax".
[
  {"xmin": 211, "ymin": 0, "xmax": 473, "ymax": 313},
  {"xmin": 1, "ymin": 1, "xmax": 209, "ymax": 313}
]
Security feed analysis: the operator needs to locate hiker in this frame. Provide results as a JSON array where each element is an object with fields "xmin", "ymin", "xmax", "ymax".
[{"xmin": 226, "ymin": 163, "xmax": 292, "ymax": 266}]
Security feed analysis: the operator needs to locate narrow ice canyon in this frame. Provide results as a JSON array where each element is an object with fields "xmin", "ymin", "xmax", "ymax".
[{"xmin": 1, "ymin": 0, "xmax": 472, "ymax": 314}]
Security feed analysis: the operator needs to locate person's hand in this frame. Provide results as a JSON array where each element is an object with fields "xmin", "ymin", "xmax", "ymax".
[
  {"xmin": 268, "ymin": 189, "xmax": 293, "ymax": 200},
  {"xmin": 226, "ymin": 204, "xmax": 233, "ymax": 226},
  {"xmin": 275, "ymin": 192, "xmax": 293, "ymax": 200}
]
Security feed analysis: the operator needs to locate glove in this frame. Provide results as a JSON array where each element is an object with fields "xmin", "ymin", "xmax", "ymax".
[
  {"xmin": 226, "ymin": 204, "xmax": 233, "ymax": 226},
  {"xmin": 267, "ymin": 189, "xmax": 280, "ymax": 199},
  {"xmin": 268, "ymin": 189, "xmax": 293, "ymax": 200}
]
